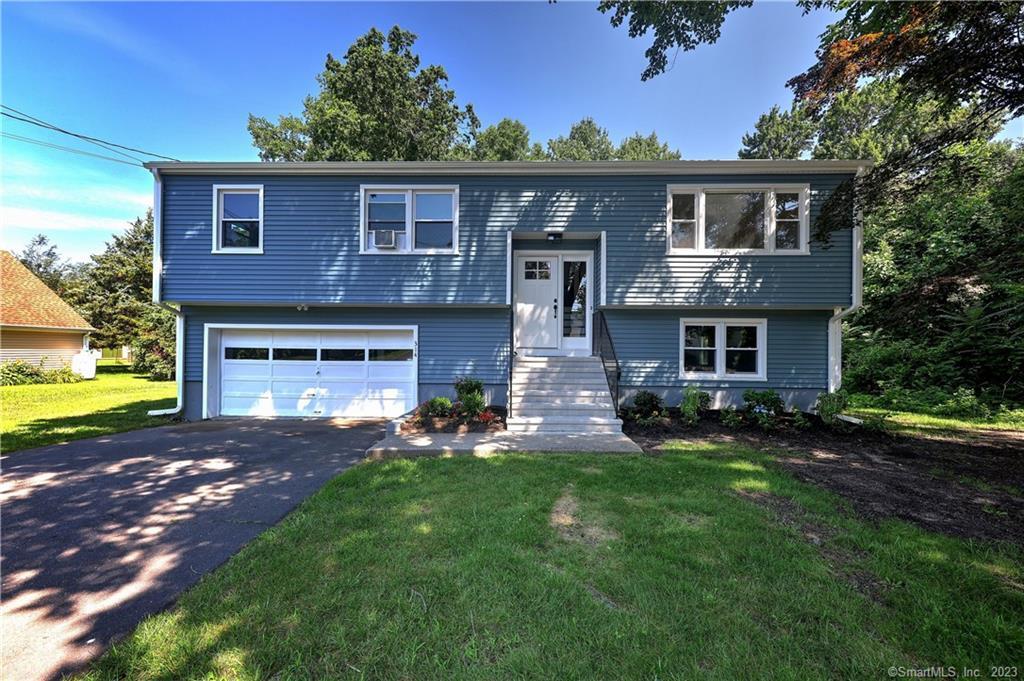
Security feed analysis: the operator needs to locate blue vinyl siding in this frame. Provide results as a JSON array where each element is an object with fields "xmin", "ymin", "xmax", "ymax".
[
  {"xmin": 604, "ymin": 308, "xmax": 829, "ymax": 391},
  {"xmin": 161, "ymin": 173, "xmax": 854, "ymax": 308},
  {"xmin": 181, "ymin": 305, "xmax": 510, "ymax": 385}
]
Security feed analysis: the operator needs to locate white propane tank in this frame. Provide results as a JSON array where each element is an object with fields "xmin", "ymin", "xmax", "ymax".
[{"xmin": 72, "ymin": 351, "xmax": 97, "ymax": 379}]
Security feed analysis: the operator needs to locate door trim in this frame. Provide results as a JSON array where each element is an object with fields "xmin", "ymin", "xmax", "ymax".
[
  {"xmin": 513, "ymin": 250, "xmax": 594, "ymax": 357},
  {"xmin": 202, "ymin": 323, "xmax": 418, "ymax": 419}
]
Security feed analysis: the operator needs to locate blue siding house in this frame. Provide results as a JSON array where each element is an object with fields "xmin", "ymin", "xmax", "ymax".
[{"xmin": 147, "ymin": 160, "xmax": 866, "ymax": 430}]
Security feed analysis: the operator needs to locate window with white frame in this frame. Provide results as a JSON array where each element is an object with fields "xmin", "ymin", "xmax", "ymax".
[
  {"xmin": 667, "ymin": 185, "xmax": 809, "ymax": 254},
  {"xmin": 680, "ymin": 318, "xmax": 767, "ymax": 380},
  {"xmin": 361, "ymin": 186, "xmax": 458, "ymax": 254},
  {"xmin": 213, "ymin": 185, "xmax": 263, "ymax": 253}
]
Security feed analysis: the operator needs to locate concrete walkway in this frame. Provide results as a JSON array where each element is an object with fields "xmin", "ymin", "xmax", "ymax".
[{"xmin": 366, "ymin": 430, "xmax": 643, "ymax": 458}]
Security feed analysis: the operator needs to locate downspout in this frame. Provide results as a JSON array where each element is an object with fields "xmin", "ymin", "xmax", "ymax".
[
  {"xmin": 827, "ymin": 165, "xmax": 866, "ymax": 392},
  {"xmin": 146, "ymin": 167, "xmax": 185, "ymax": 417}
]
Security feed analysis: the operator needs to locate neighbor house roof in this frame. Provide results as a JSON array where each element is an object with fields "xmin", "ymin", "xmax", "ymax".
[
  {"xmin": 0, "ymin": 250, "xmax": 94, "ymax": 332},
  {"xmin": 145, "ymin": 159, "xmax": 872, "ymax": 175}
]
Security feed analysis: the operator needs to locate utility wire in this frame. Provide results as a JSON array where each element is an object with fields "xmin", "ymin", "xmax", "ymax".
[
  {"xmin": 1, "ymin": 132, "xmax": 146, "ymax": 168},
  {"xmin": 3, "ymin": 111, "xmax": 145, "ymax": 164},
  {"xmin": 0, "ymin": 104, "xmax": 180, "ymax": 161}
]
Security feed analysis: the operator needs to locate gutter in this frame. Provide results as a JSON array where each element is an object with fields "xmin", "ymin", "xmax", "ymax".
[
  {"xmin": 827, "ymin": 165, "xmax": 866, "ymax": 392},
  {"xmin": 147, "ymin": 169, "xmax": 185, "ymax": 416}
]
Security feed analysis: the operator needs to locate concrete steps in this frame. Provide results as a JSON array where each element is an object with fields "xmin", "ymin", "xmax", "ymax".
[{"xmin": 508, "ymin": 355, "xmax": 622, "ymax": 434}]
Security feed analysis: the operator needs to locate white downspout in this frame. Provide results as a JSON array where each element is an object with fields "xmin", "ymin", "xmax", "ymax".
[
  {"xmin": 146, "ymin": 167, "xmax": 185, "ymax": 417},
  {"xmin": 827, "ymin": 165, "xmax": 866, "ymax": 392}
]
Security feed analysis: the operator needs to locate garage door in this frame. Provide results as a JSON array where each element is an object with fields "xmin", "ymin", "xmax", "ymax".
[{"xmin": 219, "ymin": 328, "xmax": 417, "ymax": 417}]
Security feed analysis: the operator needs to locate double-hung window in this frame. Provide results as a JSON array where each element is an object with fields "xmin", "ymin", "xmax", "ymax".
[
  {"xmin": 680, "ymin": 318, "xmax": 767, "ymax": 380},
  {"xmin": 361, "ymin": 186, "xmax": 458, "ymax": 254},
  {"xmin": 667, "ymin": 185, "xmax": 809, "ymax": 255},
  {"xmin": 213, "ymin": 185, "xmax": 263, "ymax": 253}
]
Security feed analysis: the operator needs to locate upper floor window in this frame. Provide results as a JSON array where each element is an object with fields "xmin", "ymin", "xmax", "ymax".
[
  {"xmin": 213, "ymin": 185, "xmax": 263, "ymax": 254},
  {"xmin": 361, "ymin": 185, "xmax": 458, "ymax": 254},
  {"xmin": 666, "ymin": 185, "xmax": 809, "ymax": 255}
]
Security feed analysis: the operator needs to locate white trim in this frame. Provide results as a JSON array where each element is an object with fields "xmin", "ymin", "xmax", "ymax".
[
  {"xmin": 513, "ymin": 250, "xmax": 593, "ymax": 357},
  {"xmin": 678, "ymin": 318, "xmax": 767, "ymax": 381},
  {"xmin": 147, "ymin": 160, "xmax": 873, "ymax": 175},
  {"xmin": 827, "ymin": 165, "xmax": 867, "ymax": 392},
  {"xmin": 212, "ymin": 184, "xmax": 264, "ymax": 254},
  {"xmin": 359, "ymin": 184, "xmax": 459, "ymax": 255},
  {"xmin": 202, "ymin": 323, "xmax": 419, "ymax": 419},
  {"xmin": 666, "ymin": 184, "xmax": 810, "ymax": 256},
  {"xmin": 600, "ymin": 230, "xmax": 607, "ymax": 307},
  {"xmin": 505, "ymin": 231, "xmax": 513, "ymax": 306},
  {"xmin": 151, "ymin": 169, "xmax": 162, "ymax": 303}
]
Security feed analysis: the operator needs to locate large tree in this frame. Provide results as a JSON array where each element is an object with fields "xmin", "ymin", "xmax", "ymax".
[
  {"xmin": 616, "ymin": 131, "xmax": 681, "ymax": 160},
  {"xmin": 737, "ymin": 104, "xmax": 816, "ymax": 160},
  {"xmin": 16, "ymin": 234, "xmax": 83, "ymax": 297},
  {"xmin": 471, "ymin": 118, "xmax": 544, "ymax": 161},
  {"xmin": 547, "ymin": 117, "xmax": 617, "ymax": 161},
  {"xmin": 249, "ymin": 26, "xmax": 478, "ymax": 161}
]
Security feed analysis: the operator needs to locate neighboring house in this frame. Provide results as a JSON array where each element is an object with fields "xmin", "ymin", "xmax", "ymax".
[
  {"xmin": 147, "ymin": 160, "xmax": 866, "ymax": 432},
  {"xmin": 0, "ymin": 250, "xmax": 94, "ymax": 369}
]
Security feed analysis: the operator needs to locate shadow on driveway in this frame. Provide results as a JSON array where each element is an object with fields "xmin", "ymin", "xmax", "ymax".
[{"xmin": 0, "ymin": 418, "xmax": 385, "ymax": 681}]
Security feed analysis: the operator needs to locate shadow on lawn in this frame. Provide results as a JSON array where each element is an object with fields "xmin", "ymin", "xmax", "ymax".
[
  {"xmin": 0, "ymin": 417, "xmax": 385, "ymax": 681},
  {"xmin": 83, "ymin": 448, "xmax": 1024, "ymax": 680},
  {"xmin": 1, "ymin": 396, "xmax": 178, "ymax": 454}
]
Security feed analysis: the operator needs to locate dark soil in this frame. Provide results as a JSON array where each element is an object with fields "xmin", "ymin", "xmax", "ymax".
[
  {"xmin": 400, "ymin": 407, "xmax": 506, "ymax": 434},
  {"xmin": 626, "ymin": 414, "xmax": 1024, "ymax": 545}
]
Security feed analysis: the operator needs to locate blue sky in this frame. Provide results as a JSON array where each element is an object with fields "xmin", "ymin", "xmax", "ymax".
[{"xmin": 2, "ymin": 1, "xmax": 1020, "ymax": 262}]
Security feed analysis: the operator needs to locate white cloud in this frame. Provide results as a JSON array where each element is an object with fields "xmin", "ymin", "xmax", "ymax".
[
  {"xmin": 2, "ymin": 205, "xmax": 135, "ymax": 233},
  {"xmin": 0, "ymin": 183, "xmax": 150, "ymax": 212}
]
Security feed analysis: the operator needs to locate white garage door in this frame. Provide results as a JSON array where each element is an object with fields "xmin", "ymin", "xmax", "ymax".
[{"xmin": 219, "ymin": 328, "xmax": 417, "ymax": 417}]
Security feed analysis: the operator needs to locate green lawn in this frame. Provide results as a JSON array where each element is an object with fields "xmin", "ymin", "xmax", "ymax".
[
  {"xmin": 82, "ymin": 443, "xmax": 1023, "ymax": 680},
  {"xmin": 847, "ymin": 405, "xmax": 1024, "ymax": 438},
  {"xmin": 1, "ymin": 367, "xmax": 176, "ymax": 454}
]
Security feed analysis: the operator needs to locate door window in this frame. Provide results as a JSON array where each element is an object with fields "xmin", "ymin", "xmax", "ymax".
[{"xmin": 562, "ymin": 260, "xmax": 587, "ymax": 338}]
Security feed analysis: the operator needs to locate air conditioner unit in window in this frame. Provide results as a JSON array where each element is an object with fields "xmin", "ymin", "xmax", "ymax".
[{"xmin": 373, "ymin": 229, "xmax": 397, "ymax": 249}]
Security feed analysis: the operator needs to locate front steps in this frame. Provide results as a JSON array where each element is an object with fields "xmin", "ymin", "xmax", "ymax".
[{"xmin": 507, "ymin": 356, "xmax": 623, "ymax": 434}]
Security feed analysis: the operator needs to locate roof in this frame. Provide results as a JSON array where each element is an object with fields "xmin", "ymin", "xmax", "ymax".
[
  {"xmin": 145, "ymin": 159, "xmax": 872, "ymax": 176},
  {"xmin": 0, "ymin": 250, "xmax": 94, "ymax": 332}
]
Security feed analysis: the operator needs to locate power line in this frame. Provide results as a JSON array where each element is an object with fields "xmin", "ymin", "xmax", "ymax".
[
  {"xmin": 1, "ymin": 130, "xmax": 146, "ymax": 167},
  {"xmin": 2, "ymin": 111, "xmax": 145, "ymax": 164},
  {"xmin": 0, "ymin": 105, "xmax": 180, "ymax": 161}
]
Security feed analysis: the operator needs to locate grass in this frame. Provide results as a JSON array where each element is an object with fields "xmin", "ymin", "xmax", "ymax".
[
  {"xmin": 845, "ymin": 403, "xmax": 1024, "ymax": 437},
  {"xmin": 0, "ymin": 366, "xmax": 175, "ymax": 454},
  {"xmin": 82, "ymin": 443, "xmax": 1023, "ymax": 680}
]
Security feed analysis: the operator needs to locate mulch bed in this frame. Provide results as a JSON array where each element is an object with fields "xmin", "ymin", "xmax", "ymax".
[
  {"xmin": 626, "ymin": 414, "xmax": 1024, "ymax": 545},
  {"xmin": 400, "ymin": 407, "xmax": 507, "ymax": 434}
]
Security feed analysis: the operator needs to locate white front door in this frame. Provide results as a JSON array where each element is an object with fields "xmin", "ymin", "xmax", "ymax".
[
  {"xmin": 515, "ymin": 256, "xmax": 559, "ymax": 349},
  {"xmin": 515, "ymin": 252, "xmax": 592, "ymax": 356}
]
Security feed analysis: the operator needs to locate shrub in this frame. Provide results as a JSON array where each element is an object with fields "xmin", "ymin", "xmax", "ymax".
[
  {"xmin": 44, "ymin": 365, "xmax": 83, "ymax": 384},
  {"xmin": 454, "ymin": 376, "xmax": 485, "ymax": 402},
  {"xmin": 933, "ymin": 387, "xmax": 992, "ymax": 419},
  {"xmin": 679, "ymin": 386, "xmax": 711, "ymax": 426},
  {"xmin": 815, "ymin": 390, "xmax": 849, "ymax": 426},
  {"xmin": 720, "ymin": 407, "xmax": 744, "ymax": 429},
  {"xmin": 424, "ymin": 396, "xmax": 453, "ymax": 417},
  {"xmin": 479, "ymin": 409, "xmax": 498, "ymax": 424},
  {"xmin": 742, "ymin": 389, "xmax": 784, "ymax": 415},
  {"xmin": 460, "ymin": 391, "xmax": 486, "ymax": 418},
  {"xmin": 0, "ymin": 360, "xmax": 45, "ymax": 386},
  {"xmin": 632, "ymin": 390, "xmax": 664, "ymax": 417},
  {"xmin": 790, "ymin": 409, "xmax": 812, "ymax": 430}
]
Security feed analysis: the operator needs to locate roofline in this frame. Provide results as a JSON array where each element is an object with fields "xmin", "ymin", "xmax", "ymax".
[
  {"xmin": 1, "ymin": 323, "xmax": 95, "ymax": 333},
  {"xmin": 144, "ymin": 160, "xmax": 872, "ymax": 175}
]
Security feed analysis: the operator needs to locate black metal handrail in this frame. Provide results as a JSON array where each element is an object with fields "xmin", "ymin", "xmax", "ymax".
[{"xmin": 594, "ymin": 310, "xmax": 621, "ymax": 409}]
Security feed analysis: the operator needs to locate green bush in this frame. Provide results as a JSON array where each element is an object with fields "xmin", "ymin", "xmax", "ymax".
[
  {"xmin": 632, "ymin": 390, "xmax": 664, "ymax": 417},
  {"xmin": 459, "ymin": 391, "xmax": 486, "ymax": 418},
  {"xmin": 933, "ymin": 387, "xmax": 992, "ymax": 419},
  {"xmin": 679, "ymin": 386, "xmax": 711, "ymax": 426},
  {"xmin": 454, "ymin": 376, "xmax": 485, "ymax": 402},
  {"xmin": 790, "ymin": 409, "xmax": 812, "ymax": 430},
  {"xmin": 742, "ymin": 389, "xmax": 784, "ymax": 415},
  {"xmin": 720, "ymin": 408, "xmax": 744, "ymax": 429},
  {"xmin": 0, "ymin": 360, "xmax": 45, "ymax": 386},
  {"xmin": 44, "ymin": 365, "xmax": 83, "ymax": 384},
  {"xmin": 424, "ymin": 396, "xmax": 453, "ymax": 418},
  {"xmin": 815, "ymin": 390, "xmax": 849, "ymax": 426}
]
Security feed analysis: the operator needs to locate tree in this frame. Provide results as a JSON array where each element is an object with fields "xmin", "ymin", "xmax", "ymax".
[
  {"xmin": 74, "ymin": 211, "xmax": 176, "ymax": 378},
  {"xmin": 616, "ymin": 131, "xmax": 681, "ymax": 160},
  {"xmin": 471, "ymin": 118, "xmax": 544, "ymax": 161},
  {"xmin": 738, "ymin": 104, "xmax": 815, "ymax": 159},
  {"xmin": 16, "ymin": 235, "xmax": 77, "ymax": 296},
  {"xmin": 547, "ymin": 118, "xmax": 616, "ymax": 161},
  {"xmin": 248, "ymin": 26, "xmax": 478, "ymax": 161}
]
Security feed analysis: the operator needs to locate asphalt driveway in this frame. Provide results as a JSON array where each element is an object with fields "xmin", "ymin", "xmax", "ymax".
[{"xmin": 0, "ymin": 418, "xmax": 385, "ymax": 681}]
